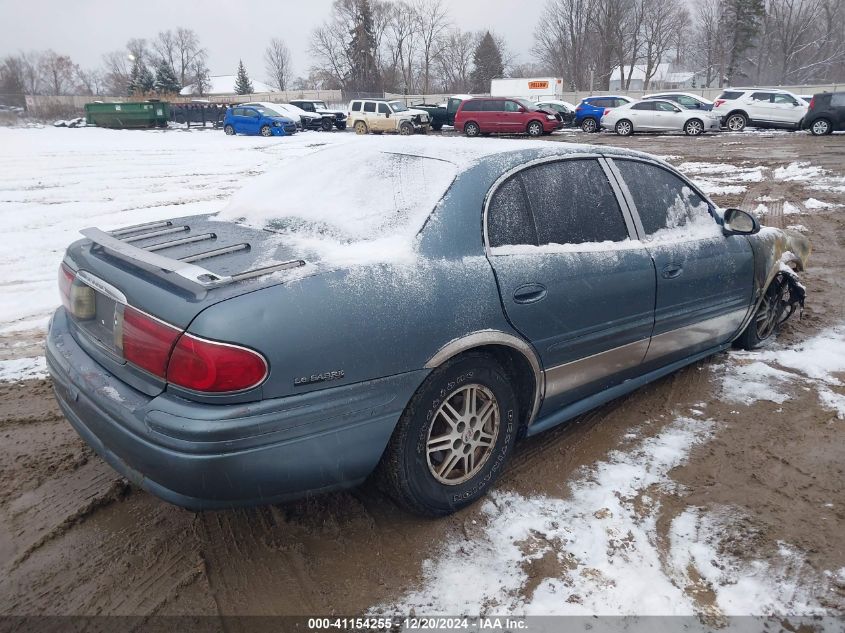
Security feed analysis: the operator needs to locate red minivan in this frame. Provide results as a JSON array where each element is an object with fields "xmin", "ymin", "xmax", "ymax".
[{"xmin": 454, "ymin": 98, "xmax": 562, "ymax": 137}]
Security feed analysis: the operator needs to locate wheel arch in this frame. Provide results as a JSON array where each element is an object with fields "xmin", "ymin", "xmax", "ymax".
[
  {"xmin": 424, "ymin": 330, "xmax": 543, "ymax": 429},
  {"xmin": 726, "ymin": 109, "xmax": 749, "ymax": 121}
]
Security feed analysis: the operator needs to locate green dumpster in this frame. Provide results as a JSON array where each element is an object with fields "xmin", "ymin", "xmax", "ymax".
[{"xmin": 84, "ymin": 101, "xmax": 170, "ymax": 129}]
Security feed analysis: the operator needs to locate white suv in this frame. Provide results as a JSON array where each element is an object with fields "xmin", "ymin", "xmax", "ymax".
[
  {"xmin": 712, "ymin": 88, "xmax": 808, "ymax": 131},
  {"xmin": 347, "ymin": 99, "xmax": 431, "ymax": 135}
]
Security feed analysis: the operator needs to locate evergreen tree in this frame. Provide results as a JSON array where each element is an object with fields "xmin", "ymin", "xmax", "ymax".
[
  {"xmin": 154, "ymin": 58, "xmax": 181, "ymax": 94},
  {"xmin": 234, "ymin": 60, "xmax": 254, "ymax": 95},
  {"xmin": 724, "ymin": 0, "xmax": 765, "ymax": 84},
  {"xmin": 470, "ymin": 32, "xmax": 504, "ymax": 93},
  {"xmin": 345, "ymin": 0, "xmax": 380, "ymax": 94},
  {"xmin": 128, "ymin": 57, "xmax": 155, "ymax": 96}
]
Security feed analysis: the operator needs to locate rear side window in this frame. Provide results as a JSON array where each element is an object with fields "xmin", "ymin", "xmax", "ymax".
[
  {"xmin": 632, "ymin": 102, "xmax": 655, "ymax": 111},
  {"xmin": 484, "ymin": 100, "xmax": 506, "ymax": 111},
  {"xmin": 591, "ymin": 98, "xmax": 610, "ymax": 108},
  {"xmin": 614, "ymin": 159, "xmax": 713, "ymax": 240},
  {"xmin": 487, "ymin": 176, "xmax": 535, "ymax": 248},
  {"xmin": 832, "ymin": 93, "xmax": 845, "ymax": 107},
  {"xmin": 363, "ymin": 102, "xmax": 376, "ymax": 113},
  {"xmin": 750, "ymin": 92, "xmax": 772, "ymax": 101},
  {"xmin": 718, "ymin": 91, "xmax": 743, "ymax": 100},
  {"xmin": 462, "ymin": 100, "xmax": 482, "ymax": 112},
  {"xmin": 350, "ymin": 101, "xmax": 362, "ymax": 111},
  {"xmin": 520, "ymin": 160, "xmax": 628, "ymax": 246}
]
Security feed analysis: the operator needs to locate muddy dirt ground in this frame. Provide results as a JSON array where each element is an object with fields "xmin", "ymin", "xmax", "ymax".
[{"xmin": 0, "ymin": 131, "xmax": 843, "ymax": 619}]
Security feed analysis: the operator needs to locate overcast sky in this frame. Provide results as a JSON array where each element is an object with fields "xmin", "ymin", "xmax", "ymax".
[{"xmin": 0, "ymin": 0, "xmax": 539, "ymax": 82}]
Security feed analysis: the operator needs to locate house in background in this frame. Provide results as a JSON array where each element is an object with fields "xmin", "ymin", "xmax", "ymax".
[
  {"xmin": 179, "ymin": 75, "xmax": 275, "ymax": 97},
  {"xmin": 609, "ymin": 64, "xmax": 706, "ymax": 91}
]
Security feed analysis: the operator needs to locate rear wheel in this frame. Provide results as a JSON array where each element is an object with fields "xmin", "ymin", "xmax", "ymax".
[
  {"xmin": 527, "ymin": 120, "xmax": 543, "ymax": 136},
  {"xmin": 615, "ymin": 119, "xmax": 633, "ymax": 136},
  {"xmin": 354, "ymin": 121, "xmax": 368, "ymax": 135},
  {"xmin": 581, "ymin": 117, "xmax": 598, "ymax": 133},
  {"xmin": 378, "ymin": 353, "xmax": 518, "ymax": 516},
  {"xmin": 810, "ymin": 118, "xmax": 832, "ymax": 135},
  {"xmin": 684, "ymin": 118, "xmax": 704, "ymax": 136},
  {"xmin": 335, "ymin": 122, "xmax": 347, "ymax": 131},
  {"xmin": 321, "ymin": 118, "xmax": 333, "ymax": 131},
  {"xmin": 726, "ymin": 113, "xmax": 747, "ymax": 132},
  {"xmin": 224, "ymin": 124, "xmax": 235, "ymax": 136},
  {"xmin": 399, "ymin": 121, "xmax": 414, "ymax": 135},
  {"xmin": 464, "ymin": 121, "xmax": 481, "ymax": 137},
  {"xmin": 260, "ymin": 125, "xmax": 272, "ymax": 137}
]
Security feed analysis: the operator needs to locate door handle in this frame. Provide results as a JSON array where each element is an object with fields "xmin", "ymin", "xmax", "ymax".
[
  {"xmin": 661, "ymin": 264, "xmax": 683, "ymax": 279},
  {"xmin": 513, "ymin": 283, "xmax": 547, "ymax": 304}
]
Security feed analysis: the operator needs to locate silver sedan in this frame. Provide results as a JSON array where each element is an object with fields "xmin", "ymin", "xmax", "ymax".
[{"xmin": 601, "ymin": 99, "xmax": 721, "ymax": 136}]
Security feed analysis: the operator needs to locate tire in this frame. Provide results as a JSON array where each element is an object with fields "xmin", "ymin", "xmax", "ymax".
[
  {"xmin": 224, "ymin": 124, "xmax": 235, "ymax": 136},
  {"xmin": 810, "ymin": 118, "xmax": 832, "ymax": 136},
  {"xmin": 399, "ymin": 121, "xmax": 414, "ymax": 135},
  {"xmin": 260, "ymin": 125, "xmax": 272, "ymax": 137},
  {"xmin": 684, "ymin": 118, "xmax": 704, "ymax": 136},
  {"xmin": 581, "ymin": 117, "xmax": 598, "ymax": 133},
  {"xmin": 735, "ymin": 274, "xmax": 793, "ymax": 350},
  {"xmin": 335, "ymin": 122, "xmax": 347, "ymax": 131},
  {"xmin": 354, "ymin": 121, "xmax": 368, "ymax": 135},
  {"xmin": 378, "ymin": 353, "xmax": 519, "ymax": 516},
  {"xmin": 321, "ymin": 118, "xmax": 333, "ymax": 132},
  {"xmin": 527, "ymin": 120, "xmax": 543, "ymax": 136},
  {"xmin": 464, "ymin": 121, "xmax": 481, "ymax": 137},
  {"xmin": 726, "ymin": 112, "xmax": 747, "ymax": 132},
  {"xmin": 615, "ymin": 119, "xmax": 633, "ymax": 136}
]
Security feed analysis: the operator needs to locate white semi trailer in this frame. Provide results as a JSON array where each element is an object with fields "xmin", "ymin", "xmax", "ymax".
[{"xmin": 490, "ymin": 77, "xmax": 564, "ymax": 100}]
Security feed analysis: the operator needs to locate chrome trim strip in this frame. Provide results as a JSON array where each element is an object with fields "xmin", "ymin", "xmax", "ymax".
[
  {"xmin": 74, "ymin": 270, "xmax": 128, "ymax": 305},
  {"xmin": 110, "ymin": 220, "xmax": 173, "ymax": 237},
  {"xmin": 425, "ymin": 329, "xmax": 544, "ymax": 424},
  {"xmin": 543, "ymin": 338, "xmax": 650, "ymax": 398},
  {"xmin": 179, "ymin": 243, "xmax": 249, "ymax": 263},
  {"xmin": 644, "ymin": 308, "xmax": 748, "ymax": 363},
  {"xmin": 123, "ymin": 225, "xmax": 190, "ymax": 243},
  {"xmin": 146, "ymin": 232, "xmax": 217, "ymax": 252}
]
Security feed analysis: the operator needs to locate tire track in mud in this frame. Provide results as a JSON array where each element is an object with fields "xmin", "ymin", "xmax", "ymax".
[{"xmin": 0, "ymin": 493, "xmax": 201, "ymax": 616}]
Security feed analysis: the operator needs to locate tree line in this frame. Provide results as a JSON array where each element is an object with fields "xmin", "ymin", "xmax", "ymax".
[{"xmin": 2, "ymin": 0, "xmax": 844, "ymax": 108}]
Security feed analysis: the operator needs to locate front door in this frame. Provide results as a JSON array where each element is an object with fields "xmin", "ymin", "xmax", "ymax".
[
  {"xmin": 652, "ymin": 100, "xmax": 686, "ymax": 131},
  {"xmin": 628, "ymin": 101, "xmax": 657, "ymax": 130},
  {"xmin": 376, "ymin": 102, "xmax": 393, "ymax": 131},
  {"xmin": 609, "ymin": 158, "xmax": 755, "ymax": 367},
  {"xmin": 485, "ymin": 157, "xmax": 657, "ymax": 413}
]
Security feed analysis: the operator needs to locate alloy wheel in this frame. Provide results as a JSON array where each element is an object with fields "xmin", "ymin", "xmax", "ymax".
[
  {"xmin": 811, "ymin": 119, "xmax": 831, "ymax": 135},
  {"xmin": 260, "ymin": 125, "xmax": 272, "ymax": 137},
  {"xmin": 727, "ymin": 114, "xmax": 746, "ymax": 131},
  {"xmin": 582, "ymin": 118, "xmax": 597, "ymax": 133},
  {"xmin": 686, "ymin": 120, "xmax": 703, "ymax": 135},
  {"xmin": 616, "ymin": 120, "xmax": 632, "ymax": 136},
  {"xmin": 426, "ymin": 384, "xmax": 500, "ymax": 485},
  {"xmin": 755, "ymin": 282, "xmax": 791, "ymax": 341}
]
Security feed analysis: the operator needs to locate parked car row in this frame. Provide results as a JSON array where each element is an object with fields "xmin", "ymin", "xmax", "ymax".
[{"xmin": 222, "ymin": 99, "xmax": 348, "ymax": 137}]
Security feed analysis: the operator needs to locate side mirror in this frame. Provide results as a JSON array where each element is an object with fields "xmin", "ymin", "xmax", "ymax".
[
  {"xmin": 385, "ymin": 111, "xmax": 391, "ymax": 117},
  {"xmin": 723, "ymin": 208, "xmax": 760, "ymax": 235}
]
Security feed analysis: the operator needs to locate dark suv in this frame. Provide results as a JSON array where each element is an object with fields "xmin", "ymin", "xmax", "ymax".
[
  {"xmin": 802, "ymin": 92, "xmax": 845, "ymax": 135},
  {"xmin": 289, "ymin": 100, "xmax": 347, "ymax": 130}
]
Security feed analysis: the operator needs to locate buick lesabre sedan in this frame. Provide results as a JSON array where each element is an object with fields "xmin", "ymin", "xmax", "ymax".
[{"xmin": 47, "ymin": 139, "xmax": 809, "ymax": 516}]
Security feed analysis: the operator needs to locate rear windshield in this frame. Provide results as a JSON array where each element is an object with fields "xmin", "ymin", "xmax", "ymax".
[
  {"xmin": 216, "ymin": 143, "xmax": 459, "ymax": 264},
  {"xmin": 718, "ymin": 91, "xmax": 743, "ymax": 100}
]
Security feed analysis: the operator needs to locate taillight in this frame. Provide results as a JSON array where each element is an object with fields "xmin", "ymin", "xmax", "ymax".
[
  {"xmin": 121, "ymin": 306, "xmax": 181, "ymax": 378},
  {"xmin": 58, "ymin": 263, "xmax": 95, "ymax": 320},
  {"xmin": 59, "ymin": 263, "xmax": 74, "ymax": 313},
  {"xmin": 167, "ymin": 334, "xmax": 268, "ymax": 393},
  {"xmin": 714, "ymin": 99, "xmax": 725, "ymax": 108},
  {"xmin": 808, "ymin": 97, "xmax": 815, "ymax": 109},
  {"xmin": 603, "ymin": 108, "xmax": 611, "ymax": 116}
]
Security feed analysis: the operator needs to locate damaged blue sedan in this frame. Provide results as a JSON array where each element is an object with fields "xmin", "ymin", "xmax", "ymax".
[{"xmin": 46, "ymin": 138, "xmax": 809, "ymax": 515}]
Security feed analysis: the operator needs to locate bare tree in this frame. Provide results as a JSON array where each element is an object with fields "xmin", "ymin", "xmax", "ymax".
[
  {"xmin": 435, "ymin": 28, "xmax": 474, "ymax": 92},
  {"xmin": 38, "ymin": 50, "xmax": 77, "ymax": 95},
  {"xmin": 640, "ymin": 0, "xmax": 682, "ymax": 89},
  {"xmin": 264, "ymin": 38, "xmax": 292, "ymax": 91},
  {"xmin": 174, "ymin": 28, "xmax": 207, "ymax": 87},
  {"xmin": 415, "ymin": 0, "xmax": 449, "ymax": 94},
  {"xmin": 75, "ymin": 67, "xmax": 104, "ymax": 95},
  {"xmin": 534, "ymin": 0, "xmax": 596, "ymax": 90},
  {"xmin": 102, "ymin": 50, "xmax": 132, "ymax": 95}
]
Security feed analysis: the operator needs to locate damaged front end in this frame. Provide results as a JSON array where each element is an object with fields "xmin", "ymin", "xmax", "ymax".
[{"xmin": 747, "ymin": 227, "xmax": 811, "ymax": 335}]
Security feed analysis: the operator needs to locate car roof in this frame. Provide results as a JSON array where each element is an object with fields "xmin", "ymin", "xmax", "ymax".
[{"xmin": 644, "ymin": 91, "xmax": 713, "ymax": 101}]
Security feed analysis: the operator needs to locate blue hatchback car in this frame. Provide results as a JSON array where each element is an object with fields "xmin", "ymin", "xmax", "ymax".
[
  {"xmin": 575, "ymin": 96, "xmax": 635, "ymax": 132},
  {"xmin": 223, "ymin": 105, "xmax": 297, "ymax": 137},
  {"xmin": 47, "ymin": 139, "xmax": 809, "ymax": 516}
]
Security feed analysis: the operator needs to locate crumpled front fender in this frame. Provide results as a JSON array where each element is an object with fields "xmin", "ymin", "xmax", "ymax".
[{"xmin": 748, "ymin": 227, "xmax": 811, "ymax": 294}]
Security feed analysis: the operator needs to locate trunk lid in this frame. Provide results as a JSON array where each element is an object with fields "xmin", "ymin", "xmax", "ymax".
[{"xmin": 63, "ymin": 214, "xmax": 308, "ymax": 395}]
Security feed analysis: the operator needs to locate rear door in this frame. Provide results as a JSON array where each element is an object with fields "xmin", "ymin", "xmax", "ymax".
[
  {"xmin": 482, "ymin": 99, "xmax": 506, "ymax": 131},
  {"xmin": 748, "ymin": 91, "xmax": 774, "ymax": 122},
  {"xmin": 485, "ymin": 157, "xmax": 657, "ymax": 412},
  {"xmin": 608, "ymin": 158, "xmax": 755, "ymax": 367}
]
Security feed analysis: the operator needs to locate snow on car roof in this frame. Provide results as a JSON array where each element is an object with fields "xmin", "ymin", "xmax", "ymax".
[{"xmin": 216, "ymin": 136, "xmax": 605, "ymax": 266}]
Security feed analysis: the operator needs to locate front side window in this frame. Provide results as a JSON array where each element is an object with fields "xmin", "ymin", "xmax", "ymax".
[
  {"xmin": 504, "ymin": 100, "xmax": 521, "ymax": 112},
  {"xmin": 676, "ymin": 95, "xmax": 700, "ymax": 108},
  {"xmin": 614, "ymin": 159, "xmax": 715, "ymax": 241},
  {"xmin": 772, "ymin": 93, "xmax": 798, "ymax": 105},
  {"xmin": 377, "ymin": 103, "xmax": 390, "ymax": 114},
  {"xmin": 655, "ymin": 101, "xmax": 680, "ymax": 112}
]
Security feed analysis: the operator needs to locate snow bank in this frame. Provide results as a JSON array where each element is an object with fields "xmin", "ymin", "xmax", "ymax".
[
  {"xmin": 0, "ymin": 356, "xmax": 48, "ymax": 382},
  {"xmin": 719, "ymin": 325, "xmax": 845, "ymax": 418}
]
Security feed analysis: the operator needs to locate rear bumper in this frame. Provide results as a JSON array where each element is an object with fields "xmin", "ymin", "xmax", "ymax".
[{"xmin": 46, "ymin": 308, "xmax": 426, "ymax": 510}]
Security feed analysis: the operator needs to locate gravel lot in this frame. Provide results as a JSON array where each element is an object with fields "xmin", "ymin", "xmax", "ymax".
[{"xmin": 0, "ymin": 126, "xmax": 843, "ymax": 620}]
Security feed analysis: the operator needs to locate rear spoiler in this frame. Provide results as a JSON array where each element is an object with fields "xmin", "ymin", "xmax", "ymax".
[{"xmin": 80, "ymin": 220, "xmax": 304, "ymax": 289}]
